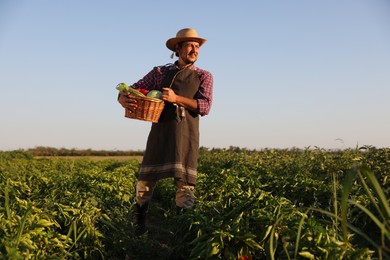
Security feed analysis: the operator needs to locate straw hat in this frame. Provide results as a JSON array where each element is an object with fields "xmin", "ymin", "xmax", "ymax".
[{"xmin": 166, "ymin": 28, "xmax": 207, "ymax": 51}]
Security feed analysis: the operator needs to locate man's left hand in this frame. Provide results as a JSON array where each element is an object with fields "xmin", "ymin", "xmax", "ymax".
[{"xmin": 162, "ymin": 88, "xmax": 177, "ymax": 103}]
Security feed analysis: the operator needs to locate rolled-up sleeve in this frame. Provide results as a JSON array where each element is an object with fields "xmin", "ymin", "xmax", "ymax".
[{"xmin": 196, "ymin": 70, "xmax": 213, "ymax": 116}]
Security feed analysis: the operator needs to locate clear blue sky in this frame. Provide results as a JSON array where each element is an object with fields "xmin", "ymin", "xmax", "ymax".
[{"xmin": 1, "ymin": 0, "xmax": 389, "ymax": 151}]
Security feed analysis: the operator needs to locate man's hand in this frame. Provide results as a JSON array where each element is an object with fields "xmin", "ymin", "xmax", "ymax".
[
  {"xmin": 118, "ymin": 93, "xmax": 138, "ymax": 114},
  {"xmin": 162, "ymin": 88, "xmax": 198, "ymax": 112},
  {"xmin": 162, "ymin": 88, "xmax": 177, "ymax": 103}
]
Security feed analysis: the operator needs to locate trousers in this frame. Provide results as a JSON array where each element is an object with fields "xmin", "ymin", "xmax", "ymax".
[{"xmin": 136, "ymin": 179, "xmax": 195, "ymax": 209}]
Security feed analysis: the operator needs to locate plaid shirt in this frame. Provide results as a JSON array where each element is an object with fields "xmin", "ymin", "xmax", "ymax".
[{"xmin": 132, "ymin": 63, "xmax": 213, "ymax": 116}]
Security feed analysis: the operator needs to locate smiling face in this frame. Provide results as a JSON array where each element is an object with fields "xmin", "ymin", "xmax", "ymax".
[{"xmin": 176, "ymin": 40, "xmax": 200, "ymax": 66}]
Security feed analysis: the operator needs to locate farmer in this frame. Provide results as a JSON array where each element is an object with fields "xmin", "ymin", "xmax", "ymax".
[{"xmin": 118, "ymin": 28, "xmax": 213, "ymax": 235}]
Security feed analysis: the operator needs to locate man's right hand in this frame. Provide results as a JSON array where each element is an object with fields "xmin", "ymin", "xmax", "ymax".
[{"xmin": 118, "ymin": 93, "xmax": 138, "ymax": 113}]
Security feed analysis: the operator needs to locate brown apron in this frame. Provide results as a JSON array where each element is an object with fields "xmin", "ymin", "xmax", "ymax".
[{"xmin": 138, "ymin": 67, "xmax": 200, "ymax": 185}]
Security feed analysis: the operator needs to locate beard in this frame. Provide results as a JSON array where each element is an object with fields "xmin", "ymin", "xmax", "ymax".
[{"xmin": 184, "ymin": 53, "xmax": 197, "ymax": 64}]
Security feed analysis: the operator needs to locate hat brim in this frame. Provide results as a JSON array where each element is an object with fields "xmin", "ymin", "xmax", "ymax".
[{"xmin": 166, "ymin": 37, "xmax": 207, "ymax": 51}]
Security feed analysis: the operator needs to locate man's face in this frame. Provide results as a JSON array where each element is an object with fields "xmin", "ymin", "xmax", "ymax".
[{"xmin": 177, "ymin": 41, "xmax": 200, "ymax": 65}]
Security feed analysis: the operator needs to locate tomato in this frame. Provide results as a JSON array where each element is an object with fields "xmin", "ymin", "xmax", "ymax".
[{"xmin": 135, "ymin": 88, "xmax": 149, "ymax": 95}]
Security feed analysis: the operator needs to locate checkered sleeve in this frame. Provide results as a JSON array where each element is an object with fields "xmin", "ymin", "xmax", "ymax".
[
  {"xmin": 195, "ymin": 69, "xmax": 213, "ymax": 116},
  {"xmin": 131, "ymin": 66, "xmax": 166, "ymax": 90}
]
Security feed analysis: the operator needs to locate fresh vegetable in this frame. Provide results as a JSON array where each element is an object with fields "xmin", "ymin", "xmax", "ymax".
[
  {"xmin": 146, "ymin": 90, "xmax": 162, "ymax": 99},
  {"xmin": 115, "ymin": 82, "xmax": 130, "ymax": 92},
  {"xmin": 135, "ymin": 88, "xmax": 149, "ymax": 96},
  {"xmin": 115, "ymin": 82, "xmax": 146, "ymax": 97}
]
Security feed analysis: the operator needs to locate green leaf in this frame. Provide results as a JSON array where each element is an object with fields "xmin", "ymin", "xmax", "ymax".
[
  {"xmin": 360, "ymin": 166, "xmax": 390, "ymax": 220},
  {"xmin": 37, "ymin": 219, "xmax": 54, "ymax": 227},
  {"xmin": 341, "ymin": 168, "xmax": 355, "ymax": 240},
  {"xmin": 299, "ymin": 251, "xmax": 315, "ymax": 259}
]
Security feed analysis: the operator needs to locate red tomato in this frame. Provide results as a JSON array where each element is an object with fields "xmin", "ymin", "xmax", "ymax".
[{"xmin": 135, "ymin": 88, "xmax": 149, "ymax": 95}]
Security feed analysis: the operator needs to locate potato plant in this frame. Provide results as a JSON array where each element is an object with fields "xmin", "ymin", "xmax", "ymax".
[
  {"xmin": 0, "ymin": 154, "xmax": 138, "ymax": 259},
  {"xmin": 0, "ymin": 147, "xmax": 388, "ymax": 259}
]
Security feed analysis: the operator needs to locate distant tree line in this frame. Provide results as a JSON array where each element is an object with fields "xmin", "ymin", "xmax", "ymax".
[
  {"xmin": 23, "ymin": 146, "xmax": 251, "ymax": 157},
  {"xmin": 26, "ymin": 146, "xmax": 144, "ymax": 157},
  {"xmin": 5, "ymin": 145, "xmax": 365, "ymax": 158}
]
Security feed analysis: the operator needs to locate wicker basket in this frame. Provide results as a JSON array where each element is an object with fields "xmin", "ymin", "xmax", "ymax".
[{"xmin": 124, "ymin": 94, "xmax": 165, "ymax": 123}]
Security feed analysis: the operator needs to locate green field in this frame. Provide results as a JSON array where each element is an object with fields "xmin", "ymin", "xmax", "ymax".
[
  {"xmin": 0, "ymin": 147, "xmax": 389, "ymax": 259},
  {"xmin": 35, "ymin": 155, "xmax": 143, "ymax": 162}
]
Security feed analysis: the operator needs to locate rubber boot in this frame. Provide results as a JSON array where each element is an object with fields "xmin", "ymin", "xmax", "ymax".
[{"xmin": 135, "ymin": 203, "xmax": 148, "ymax": 236}]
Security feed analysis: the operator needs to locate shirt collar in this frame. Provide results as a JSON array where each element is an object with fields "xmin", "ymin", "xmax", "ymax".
[{"xmin": 173, "ymin": 61, "xmax": 196, "ymax": 70}]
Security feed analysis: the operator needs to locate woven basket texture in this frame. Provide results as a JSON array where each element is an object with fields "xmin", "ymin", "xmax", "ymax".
[{"xmin": 124, "ymin": 94, "xmax": 164, "ymax": 123}]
